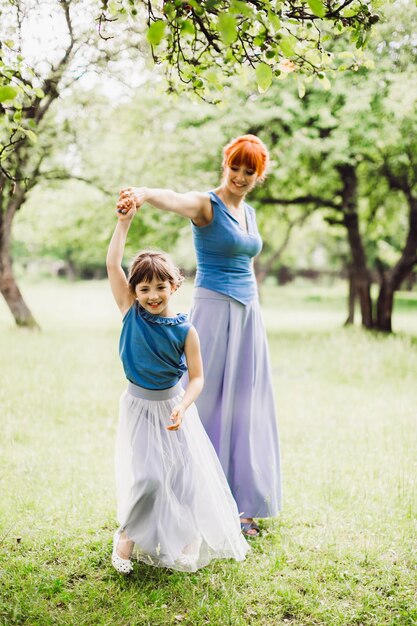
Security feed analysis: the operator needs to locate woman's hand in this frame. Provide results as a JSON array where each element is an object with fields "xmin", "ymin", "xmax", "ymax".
[
  {"xmin": 119, "ymin": 186, "xmax": 148, "ymax": 209},
  {"xmin": 167, "ymin": 405, "xmax": 184, "ymax": 431},
  {"xmin": 116, "ymin": 197, "xmax": 137, "ymax": 221}
]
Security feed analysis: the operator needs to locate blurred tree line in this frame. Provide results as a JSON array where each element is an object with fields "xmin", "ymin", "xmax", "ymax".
[{"xmin": 2, "ymin": 0, "xmax": 417, "ymax": 333}]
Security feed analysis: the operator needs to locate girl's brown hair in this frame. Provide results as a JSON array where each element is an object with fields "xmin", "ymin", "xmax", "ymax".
[{"xmin": 128, "ymin": 250, "xmax": 184, "ymax": 295}]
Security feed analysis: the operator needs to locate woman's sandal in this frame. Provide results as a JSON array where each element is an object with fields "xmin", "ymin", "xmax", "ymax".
[
  {"xmin": 111, "ymin": 530, "xmax": 134, "ymax": 575},
  {"xmin": 240, "ymin": 520, "xmax": 260, "ymax": 537}
]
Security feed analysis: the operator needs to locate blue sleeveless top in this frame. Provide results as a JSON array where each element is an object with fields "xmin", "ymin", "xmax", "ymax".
[
  {"xmin": 191, "ymin": 191, "xmax": 262, "ymax": 305},
  {"xmin": 119, "ymin": 302, "xmax": 192, "ymax": 390}
]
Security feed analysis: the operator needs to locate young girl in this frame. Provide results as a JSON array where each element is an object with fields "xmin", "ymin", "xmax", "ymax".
[{"xmin": 106, "ymin": 197, "xmax": 249, "ymax": 574}]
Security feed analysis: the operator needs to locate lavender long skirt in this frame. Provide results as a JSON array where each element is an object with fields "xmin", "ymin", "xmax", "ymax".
[{"xmin": 188, "ymin": 287, "xmax": 282, "ymax": 518}]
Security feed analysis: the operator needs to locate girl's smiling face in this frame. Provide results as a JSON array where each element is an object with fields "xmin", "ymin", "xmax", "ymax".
[
  {"xmin": 135, "ymin": 277, "xmax": 174, "ymax": 317},
  {"xmin": 223, "ymin": 163, "xmax": 259, "ymax": 196}
]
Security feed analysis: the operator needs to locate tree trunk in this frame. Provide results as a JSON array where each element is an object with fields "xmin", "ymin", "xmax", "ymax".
[
  {"xmin": 0, "ymin": 254, "xmax": 39, "ymax": 329},
  {"xmin": 0, "ymin": 179, "xmax": 40, "ymax": 329},
  {"xmin": 344, "ymin": 266, "xmax": 356, "ymax": 325},
  {"xmin": 355, "ymin": 275, "xmax": 373, "ymax": 329},
  {"xmin": 374, "ymin": 193, "xmax": 417, "ymax": 332},
  {"xmin": 375, "ymin": 278, "xmax": 394, "ymax": 333},
  {"xmin": 338, "ymin": 164, "xmax": 374, "ymax": 329}
]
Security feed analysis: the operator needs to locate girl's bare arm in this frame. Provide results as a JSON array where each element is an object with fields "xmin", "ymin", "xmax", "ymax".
[
  {"xmin": 106, "ymin": 201, "xmax": 136, "ymax": 315},
  {"xmin": 168, "ymin": 327, "xmax": 204, "ymax": 430}
]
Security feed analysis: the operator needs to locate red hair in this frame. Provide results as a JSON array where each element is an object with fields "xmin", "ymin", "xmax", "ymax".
[{"xmin": 222, "ymin": 134, "xmax": 269, "ymax": 180}]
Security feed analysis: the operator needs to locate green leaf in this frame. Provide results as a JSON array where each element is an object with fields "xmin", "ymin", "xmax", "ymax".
[
  {"xmin": 163, "ymin": 2, "xmax": 175, "ymax": 18},
  {"xmin": 318, "ymin": 75, "xmax": 331, "ymax": 90},
  {"xmin": 205, "ymin": 69, "xmax": 223, "ymax": 87},
  {"xmin": 107, "ymin": 1, "xmax": 120, "ymax": 16},
  {"xmin": 255, "ymin": 63, "xmax": 273, "ymax": 93},
  {"xmin": 146, "ymin": 21, "xmax": 166, "ymax": 46},
  {"xmin": 0, "ymin": 85, "xmax": 19, "ymax": 102},
  {"xmin": 34, "ymin": 87, "xmax": 45, "ymax": 98},
  {"xmin": 343, "ymin": 8, "xmax": 358, "ymax": 17},
  {"xmin": 338, "ymin": 51, "xmax": 355, "ymax": 59},
  {"xmin": 297, "ymin": 79, "xmax": 306, "ymax": 98},
  {"xmin": 268, "ymin": 11, "xmax": 281, "ymax": 31},
  {"xmin": 230, "ymin": 0, "xmax": 253, "ymax": 17},
  {"xmin": 279, "ymin": 35, "xmax": 297, "ymax": 57},
  {"xmin": 24, "ymin": 129, "xmax": 38, "ymax": 143},
  {"xmin": 218, "ymin": 14, "xmax": 238, "ymax": 45},
  {"xmin": 304, "ymin": 48, "xmax": 322, "ymax": 66},
  {"xmin": 254, "ymin": 34, "xmax": 266, "ymax": 47},
  {"xmin": 181, "ymin": 19, "xmax": 195, "ymax": 37},
  {"xmin": 307, "ymin": 0, "xmax": 326, "ymax": 18}
]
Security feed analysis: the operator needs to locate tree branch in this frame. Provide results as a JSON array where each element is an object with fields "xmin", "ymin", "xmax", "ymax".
[
  {"xmin": 42, "ymin": 171, "xmax": 113, "ymax": 197},
  {"xmin": 259, "ymin": 194, "xmax": 341, "ymax": 210}
]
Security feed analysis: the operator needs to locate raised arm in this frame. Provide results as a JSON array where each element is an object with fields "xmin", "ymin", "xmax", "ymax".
[
  {"xmin": 168, "ymin": 326, "xmax": 204, "ymax": 431},
  {"xmin": 118, "ymin": 186, "xmax": 213, "ymax": 226},
  {"xmin": 106, "ymin": 198, "xmax": 137, "ymax": 315}
]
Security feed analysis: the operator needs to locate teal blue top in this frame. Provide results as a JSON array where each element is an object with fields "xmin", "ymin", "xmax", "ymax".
[
  {"xmin": 119, "ymin": 302, "xmax": 191, "ymax": 390},
  {"xmin": 191, "ymin": 191, "xmax": 262, "ymax": 305}
]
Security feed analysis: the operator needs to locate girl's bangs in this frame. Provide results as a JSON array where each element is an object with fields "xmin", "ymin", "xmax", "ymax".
[{"xmin": 135, "ymin": 263, "xmax": 172, "ymax": 285}]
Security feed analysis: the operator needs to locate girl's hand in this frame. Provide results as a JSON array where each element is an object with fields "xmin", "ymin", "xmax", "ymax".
[
  {"xmin": 167, "ymin": 405, "xmax": 184, "ymax": 431},
  {"xmin": 116, "ymin": 197, "xmax": 137, "ymax": 220},
  {"xmin": 119, "ymin": 186, "xmax": 148, "ymax": 208}
]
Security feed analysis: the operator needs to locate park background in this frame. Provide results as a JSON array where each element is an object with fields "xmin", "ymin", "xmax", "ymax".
[{"xmin": 0, "ymin": 1, "xmax": 416, "ymax": 625}]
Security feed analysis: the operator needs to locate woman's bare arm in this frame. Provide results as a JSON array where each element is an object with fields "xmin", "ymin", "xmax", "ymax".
[{"xmin": 119, "ymin": 186, "xmax": 212, "ymax": 226}]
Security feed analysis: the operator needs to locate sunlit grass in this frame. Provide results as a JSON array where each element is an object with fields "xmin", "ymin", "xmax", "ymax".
[{"xmin": 1, "ymin": 280, "xmax": 416, "ymax": 625}]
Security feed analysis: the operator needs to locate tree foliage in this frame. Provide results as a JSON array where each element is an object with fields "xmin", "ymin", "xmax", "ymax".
[
  {"xmin": 0, "ymin": 0, "xmax": 141, "ymax": 326},
  {"xmin": 245, "ymin": 0, "xmax": 417, "ymax": 331},
  {"xmin": 98, "ymin": 0, "xmax": 386, "ymax": 97}
]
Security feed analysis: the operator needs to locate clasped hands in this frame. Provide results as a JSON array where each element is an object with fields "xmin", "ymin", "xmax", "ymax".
[{"xmin": 116, "ymin": 187, "xmax": 147, "ymax": 218}]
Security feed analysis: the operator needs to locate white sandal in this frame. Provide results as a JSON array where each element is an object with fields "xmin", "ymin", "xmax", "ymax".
[
  {"xmin": 111, "ymin": 530, "xmax": 134, "ymax": 575},
  {"xmin": 175, "ymin": 535, "xmax": 202, "ymax": 569}
]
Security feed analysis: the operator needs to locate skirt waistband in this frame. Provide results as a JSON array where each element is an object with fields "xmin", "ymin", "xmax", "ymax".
[
  {"xmin": 127, "ymin": 380, "xmax": 183, "ymax": 401},
  {"xmin": 193, "ymin": 286, "xmax": 258, "ymax": 304}
]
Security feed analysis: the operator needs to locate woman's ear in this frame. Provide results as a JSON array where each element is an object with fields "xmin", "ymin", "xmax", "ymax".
[{"xmin": 171, "ymin": 284, "xmax": 178, "ymax": 294}]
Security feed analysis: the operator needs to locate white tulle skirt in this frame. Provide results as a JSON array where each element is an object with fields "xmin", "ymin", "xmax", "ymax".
[{"xmin": 114, "ymin": 381, "xmax": 249, "ymax": 572}]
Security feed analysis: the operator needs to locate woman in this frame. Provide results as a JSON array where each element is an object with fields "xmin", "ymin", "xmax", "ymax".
[{"xmin": 118, "ymin": 134, "xmax": 281, "ymax": 536}]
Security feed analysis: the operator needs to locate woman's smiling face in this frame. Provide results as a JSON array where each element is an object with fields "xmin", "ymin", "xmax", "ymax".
[{"xmin": 223, "ymin": 163, "xmax": 259, "ymax": 196}]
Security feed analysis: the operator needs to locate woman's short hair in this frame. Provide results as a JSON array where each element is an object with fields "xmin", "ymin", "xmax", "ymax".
[
  {"xmin": 128, "ymin": 250, "xmax": 184, "ymax": 295},
  {"xmin": 222, "ymin": 134, "xmax": 270, "ymax": 180}
]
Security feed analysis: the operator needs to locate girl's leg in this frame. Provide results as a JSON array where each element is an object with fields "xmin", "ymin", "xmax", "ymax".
[{"xmin": 115, "ymin": 529, "xmax": 134, "ymax": 559}]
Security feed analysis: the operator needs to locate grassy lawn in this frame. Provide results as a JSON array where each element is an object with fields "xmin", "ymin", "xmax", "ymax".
[{"xmin": 0, "ymin": 279, "xmax": 416, "ymax": 626}]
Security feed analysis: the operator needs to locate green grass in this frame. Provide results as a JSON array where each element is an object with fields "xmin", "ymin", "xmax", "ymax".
[{"xmin": 1, "ymin": 280, "xmax": 416, "ymax": 625}]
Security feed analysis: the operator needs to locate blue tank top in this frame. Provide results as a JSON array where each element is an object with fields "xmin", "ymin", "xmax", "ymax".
[
  {"xmin": 191, "ymin": 191, "xmax": 262, "ymax": 305},
  {"xmin": 119, "ymin": 302, "xmax": 192, "ymax": 390}
]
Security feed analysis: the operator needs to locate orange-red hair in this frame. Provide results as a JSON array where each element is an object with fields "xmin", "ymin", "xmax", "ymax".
[{"xmin": 222, "ymin": 134, "xmax": 269, "ymax": 180}]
